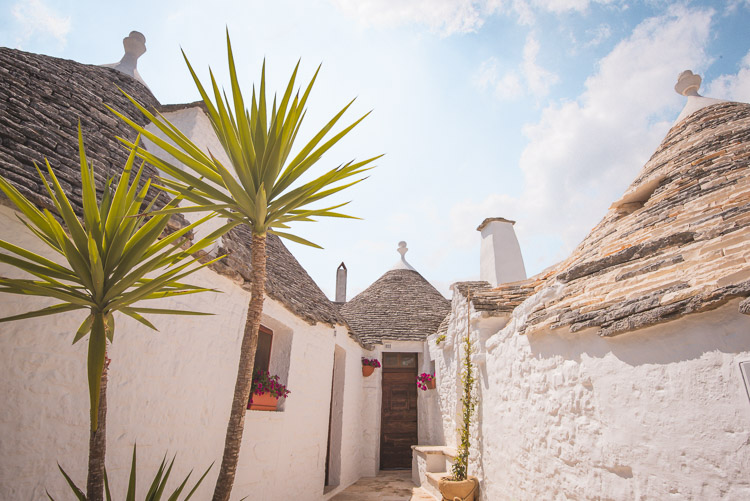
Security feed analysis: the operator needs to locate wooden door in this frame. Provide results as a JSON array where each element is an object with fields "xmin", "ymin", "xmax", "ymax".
[{"xmin": 380, "ymin": 353, "xmax": 418, "ymax": 469}]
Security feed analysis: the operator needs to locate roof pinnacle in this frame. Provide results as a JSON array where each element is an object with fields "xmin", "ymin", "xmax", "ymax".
[
  {"xmin": 102, "ymin": 31, "xmax": 148, "ymax": 87},
  {"xmin": 673, "ymin": 69, "xmax": 725, "ymax": 124},
  {"xmin": 392, "ymin": 241, "xmax": 416, "ymax": 271},
  {"xmin": 675, "ymin": 70, "xmax": 702, "ymax": 97}
]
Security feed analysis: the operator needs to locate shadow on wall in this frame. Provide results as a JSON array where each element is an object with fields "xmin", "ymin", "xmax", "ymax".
[{"xmin": 526, "ymin": 299, "xmax": 750, "ymax": 367}]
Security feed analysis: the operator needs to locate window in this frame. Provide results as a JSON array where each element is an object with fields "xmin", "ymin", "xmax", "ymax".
[
  {"xmin": 383, "ymin": 352, "xmax": 417, "ymax": 369},
  {"xmin": 254, "ymin": 325, "xmax": 273, "ymax": 374},
  {"xmin": 247, "ymin": 319, "xmax": 293, "ymax": 412}
]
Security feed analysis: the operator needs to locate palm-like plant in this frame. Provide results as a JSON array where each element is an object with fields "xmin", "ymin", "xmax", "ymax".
[
  {"xmin": 0, "ymin": 128, "xmax": 234, "ymax": 501},
  {"xmin": 49, "ymin": 444, "xmax": 213, "ymax": 501},
  {"xmin": 110, "ymin": 32, "xmax": 379, "ymax": 500}
]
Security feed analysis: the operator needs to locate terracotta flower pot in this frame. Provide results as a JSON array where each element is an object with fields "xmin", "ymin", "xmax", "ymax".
[
  {"xmin": 426, "ymin": 379, "xmax": 436, "ymax": 389},
  {"xmin": 438, "ymin": 475, "xmax": 479, "ymax": 501},
  {"xmin": 362, "ymin": 365, "xmax": 375, "ymax": 377},
  {"xmin": 247, "ymin": 392, "xmax": 279, "ymax": 411}
]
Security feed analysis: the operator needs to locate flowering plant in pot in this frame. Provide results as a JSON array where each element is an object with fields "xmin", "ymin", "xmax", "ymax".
[
  {"xmin": 439, "ymin": 291, "xmax": 479, "ymax": 501},
  {"xmin": 361, "ymin": 357, "xmax": 381, "ymax": 377},
  {"xmin": 416, "ymin": 372, "xmax": 436, "ymax": 390},
  {"xmin": 247, "ymin": 370, "xmax": 290, "ymax": 411}
]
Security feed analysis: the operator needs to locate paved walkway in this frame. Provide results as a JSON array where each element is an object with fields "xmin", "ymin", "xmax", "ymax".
[{"xmin": 330, "ymin": 470, "xmax": 435, "ymax": 501}]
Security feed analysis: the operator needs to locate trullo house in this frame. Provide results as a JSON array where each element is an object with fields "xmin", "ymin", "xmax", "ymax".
[{"xmin": 1, "ymin": 33, "xmax": 749, "ymax": 501}]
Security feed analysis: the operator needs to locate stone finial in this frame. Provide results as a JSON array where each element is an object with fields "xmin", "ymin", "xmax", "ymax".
[
  {"xmin": 102, "ymin": 31, "xmax": 148, "ymax": 87},
  {"xmin": 675, "ymin": 70, "xmax": 702, "ymax": 97},
  {"xmin": 673, "ymin": 70, "xmax": 725, "ymax": 124},
  {"xmin": 397, "ymin": 241, "xmax": 408, "ymax": 258},
  {"xmin": 391, "ymin": 241, "xmax": 416, "ymax": 271}
]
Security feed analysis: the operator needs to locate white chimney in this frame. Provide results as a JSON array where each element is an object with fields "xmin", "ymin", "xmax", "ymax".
[
  {"xmin": 477, "ymin": 217, "xmax": 526, "ymax": 287},
  {"xmin": 335, "ymin": 262, "xmax": 347, "ymax": 302}
]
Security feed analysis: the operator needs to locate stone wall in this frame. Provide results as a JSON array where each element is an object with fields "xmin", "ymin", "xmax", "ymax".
[{"xmin": 431, "ymin": 285, "xmax": 750, "ymax": 500}]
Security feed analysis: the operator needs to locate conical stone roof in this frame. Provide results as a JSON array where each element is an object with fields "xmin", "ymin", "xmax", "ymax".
[
  {"xmin": 340, "ymin": 243, "xmax": 450, "ymax": 345},
  {"xmin": 457, "ymin": 97, "xmax": 750, "ymax": 338},
  {"xmin": 0, "ymin": 46, "xmax": 351, "ymax": 332}
]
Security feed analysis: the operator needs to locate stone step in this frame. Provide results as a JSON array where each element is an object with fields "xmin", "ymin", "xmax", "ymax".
[
  {"xmin": 412, "ymin": 445, "xmax": 458, "ymax": 460},
  {"xmin": 426, "ymin": 471, "xmax": 448, "ymax": 485},
  {"xmin": 423, "ymin": 472, "xmax": 447, "ymax": 500}
]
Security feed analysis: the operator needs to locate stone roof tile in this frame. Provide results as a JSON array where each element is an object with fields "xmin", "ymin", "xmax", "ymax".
[
  {"xmin": 520, "ymin": 102, "xmax": 749, "ymax": 336},
  {"xmin": 341, "ymin": 269, "xmax": 450, "ymax": 344},
  {"xmin": 0, "ymin": 47, "xmax": 357, "ymax": 336},
  {"xmin": 454, "ymin": 102, "xmax": 750, "ymax": 338}
]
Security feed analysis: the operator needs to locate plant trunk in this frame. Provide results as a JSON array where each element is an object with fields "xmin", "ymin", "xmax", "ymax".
[
  {"xmin": 212, "ymin": 232, "xmax": 266, "ymax": 501},
  {"xmin": 87, "ymin": 353, "xmax": 109, "ymax": 501}
]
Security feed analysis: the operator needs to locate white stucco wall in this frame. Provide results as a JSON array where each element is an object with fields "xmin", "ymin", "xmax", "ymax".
[
  {"xmin": 327, "ymin": 326, "xmax": 376, "ymax": 494},
  {"xmin": 432, "ymin": 285, "xmax": 750, "ymax": 500},
  {"xmin": 142, "ymin": 106, "xmax": 234, "ymax": 245},
  {"xmin": 0, "ymin": 203, "xmax": 372, "ymax": 500},
  {"xmin": 359, "ymin": 351, "xmax": 382, "ymax": 477},
  {"xmin": 428, "ymin": 293, "xmax": 488, "ymax": 474}
]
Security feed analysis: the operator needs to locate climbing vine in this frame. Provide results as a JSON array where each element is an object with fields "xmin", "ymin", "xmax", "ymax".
[{"xmin": 451, "ymin": 290, "xmax": 477, "ymax": 481}]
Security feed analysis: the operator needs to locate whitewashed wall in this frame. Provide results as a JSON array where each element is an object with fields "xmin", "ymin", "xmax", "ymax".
[
  {"xmin": 0, "ymin": 204, "xmax": 372, "ymax": 500},
  {"xmin": 328, "ymin": 326, "xmax": 377, "ymax": 494},
  {"xmin": 428, "ymin": 293, "xmax": 486, "ymax": 474},
  {"xmin": 358, "ymin": 349, "xmax": 382, "ymax": 478},
  {"xmin": 432, "ymin": 285, "xmax": 750, "ymax": 500}
]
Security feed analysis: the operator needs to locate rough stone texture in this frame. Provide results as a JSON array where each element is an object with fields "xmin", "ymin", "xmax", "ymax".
[
  {"xmin": 212, "ymin": 223, "xmax": 353, "ymax": 330},
  {"xmin": 0, "ymin": 47, "xmax": 163, "ymax": 214},
  {"xmin": 340, "ymin": 269, "xmax": 451, "ymax": 345},
  {"xmin": 0, "ymin": 47, "xmax": 355, "ymax": 335},
  {"xmin": 740, "ymin": 296, "xmax": 750, "ymax": 315},
  {"xmin": 431, "ymin": 289, "xmax": 750, "ymax": 500},
  {"xmin": 425, "ymin": 101, "xmax": 750, "ymax": 500},
  {"xmin": 453, "ymin": 280, "xmax": 538, "ymax": 316},
  {"xmin": 461, "ymin": 102, "xmax": 750, "ymax": 338}
]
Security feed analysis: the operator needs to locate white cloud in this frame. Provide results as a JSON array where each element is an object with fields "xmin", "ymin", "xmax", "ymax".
[
  {"xmin": 330, "ymin": 0, "xmax": 486, "ymax": 35},
  {"xmin": 706, "ymin": 50, "xmax": 750, "ymax": 103},
  {"xmin": 522, "ymin": 33, "xmax": 558, "ymax": 96},
  {"xmin": 536, "ymin": 0, "xmax": 615, "ymax": 14},
  {"xmin": 584, "ymin": 23, "xmax": 612, "ymax": 47},
  {"xmin": 452, "ymin": 6, "xmax": 715, "ymax": 274},
  {"xmin": 726, "ymin": 0, "xmax": 750, "ymax": 14},
  {"xmin": 11, "ymin": 0, "xmax": 71, "ymax": 49},
  {"xmin": 475, "ymin": 33, "xmax": 558, "ymax": 101},
  {"xmin": 330, "ymin": 0, "xmax": 623, "ymax": 35}
]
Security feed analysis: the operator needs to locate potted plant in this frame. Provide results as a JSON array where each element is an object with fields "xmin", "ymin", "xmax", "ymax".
[
  {"xmin": 361, "ymin": 357, "xmax": 381, "ymax": 377},
  {"xmin": 439, "ymin": 291, "xmax": 480, "ymax": 501},
  {"xmin": 416, "ymin": 372, "xmax": 436, "ymax": 390},
  {"xmin": 247, "ymin": 370, "xmax": 290, "ymax": 411}
]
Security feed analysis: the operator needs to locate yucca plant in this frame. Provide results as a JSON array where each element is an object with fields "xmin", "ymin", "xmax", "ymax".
[
  {"xmin": 109, "ymin": 31, "xmax": 379, "ymax": 500},
  {"xmin": 0, "ymin": 127, "xmax": 235, "ymax": 501},
  {"xmin": 48, "ymin": 444, "xmax": 213, "ymax": 501}
]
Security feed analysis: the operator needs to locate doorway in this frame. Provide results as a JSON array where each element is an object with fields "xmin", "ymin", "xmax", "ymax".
[{"xmin": 380, "ymin": 352, "xmax": 418, "ymax": 469}]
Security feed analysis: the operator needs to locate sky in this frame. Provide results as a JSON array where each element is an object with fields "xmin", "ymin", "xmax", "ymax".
[{"xmin": 1, "ymin": 0, "xmax": 749, "ymax": 300}]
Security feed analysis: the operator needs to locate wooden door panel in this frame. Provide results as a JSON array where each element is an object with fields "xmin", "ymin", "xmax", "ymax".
[{"xmin": 381, "ymin": 366, "xmax": 418, "ymax": 469}]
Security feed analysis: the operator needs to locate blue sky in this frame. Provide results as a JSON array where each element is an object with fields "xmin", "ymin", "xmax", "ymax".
[{"xmin": 2, "ymin": 0, "xmax": 749, "ymax": 299}]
